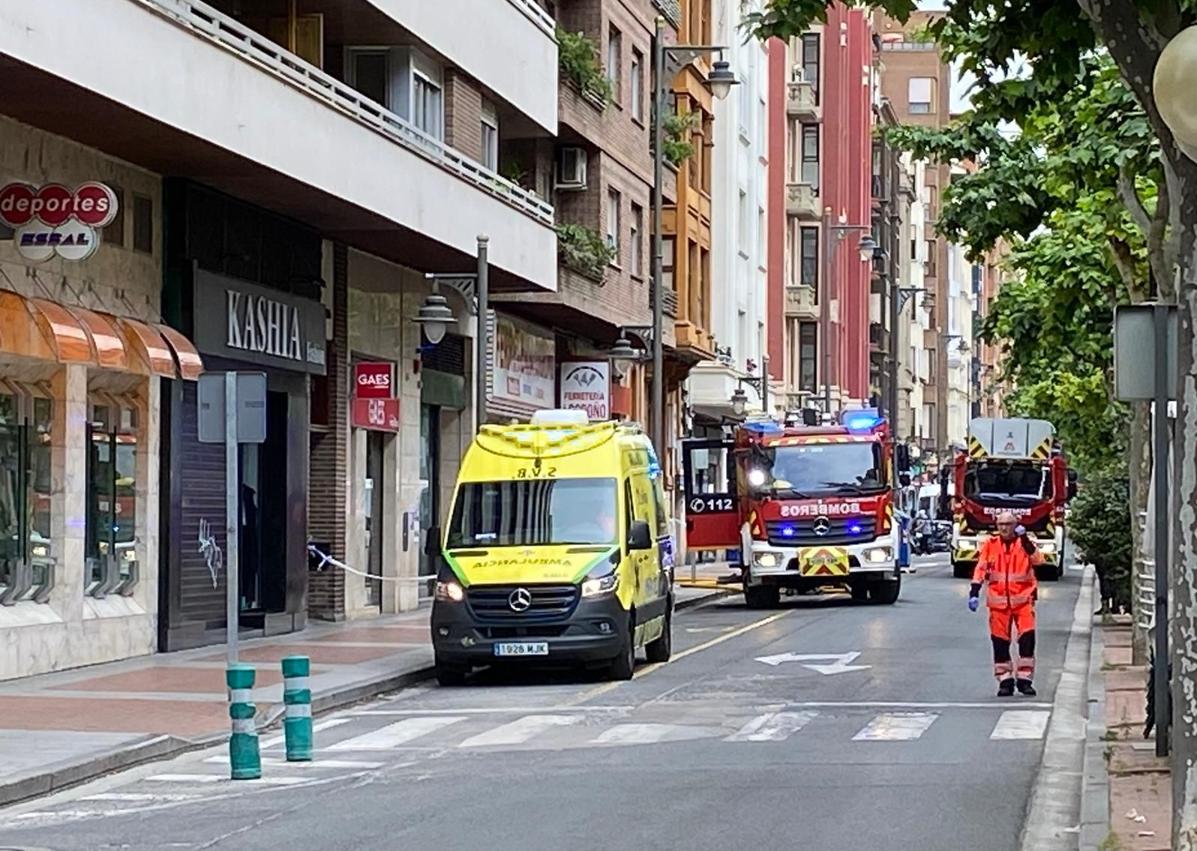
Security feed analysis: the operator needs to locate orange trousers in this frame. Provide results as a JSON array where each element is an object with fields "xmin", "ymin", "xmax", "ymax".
[{"xmin": 988, "ymin": 604, "xmax": 1036, "ymax": 684}]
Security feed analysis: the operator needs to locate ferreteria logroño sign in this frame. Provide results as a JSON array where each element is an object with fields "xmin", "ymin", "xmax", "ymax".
[{"xmin": 192, "ymin": 270, "xmax": 327, "ymax": 375}]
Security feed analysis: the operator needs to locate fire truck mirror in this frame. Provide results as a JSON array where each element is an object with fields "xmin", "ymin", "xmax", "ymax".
[
  {"xmin": 895, "ymin": 444, "xmax": 911, "ymax": 472},
  {"xmin": 1067, "ymin": 469, "xmax": 1078, "ymax": 500}
]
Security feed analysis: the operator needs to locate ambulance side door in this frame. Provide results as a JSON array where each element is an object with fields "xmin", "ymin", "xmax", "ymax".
[{"xmin": 682, "ymin": 439, "xmax": 740, "ymax": 552}]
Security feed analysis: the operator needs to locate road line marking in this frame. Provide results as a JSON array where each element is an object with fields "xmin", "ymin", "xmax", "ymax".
[
  {"xmin": 590, "ymin": 723, "xmax": 712, "ymax": 745},
  {"xmin": 260, "ymin": 717, "xmax": 350, "ymax": 748},
  {"xmin": 147, "ymin": 774, "xmax": 225, "ymax": 783},
  {"xmin": 852, "ymin": 712, "xmax": 939, "ymax": 741},
  {"xmin": 349, "ymin": 706, "xmax": 632, "ymax": 716},
  {"xmin": 242, "ymin": 777, "xmax": 310, "ymax": 786},
  {"xmin": 80, "ymin": 792, "xmax": 201, "ymax": 802},
  {"xmin": 784, "ymin": 701, "xmax": 1054, "ymax": 710},
  {"xmin": 563, "ymin": 610, "xmax": 793, "ymax": 706},
  {"xmin": 725, "ymin": 711, "xmax": 818, "ymax": 742},
  {"xmin": 327, "ymin": 716, "xmax": 467, "ymax": 750},
  {"xmin": 990, "ymin": 709, "xmax": 1051, "ymax": 740},
  {"xmin": 458, "ymin": 714, "xmax": 579, "ymax": 748},
  {"xmin": 203, "ymin": 756, "xmax": 383, "ymax": 769}
]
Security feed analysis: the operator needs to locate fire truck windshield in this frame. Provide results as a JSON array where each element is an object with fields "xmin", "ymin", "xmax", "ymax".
[
  {"xmin": 748, "ymin": 443, "xmax": 885, "ymax": 498},
  {"xmin": 964, "ymin": 461, "xmax": 1048, "ymax": 505}
]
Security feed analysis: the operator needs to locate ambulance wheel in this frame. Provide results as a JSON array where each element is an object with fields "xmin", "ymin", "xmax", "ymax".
[
  {"xmin": 645, "ymin": 604, "xmax": 673, "ymax": 663},
  {"xmin": 607, "ymin": 618, "xmax": 636, "ymax": 681},
  {"xmin": 434, "ymin": 657, "xmax": 469, "ymax": 687},
  {"xmin": 869, "ymin": 573, "xmax": 901, "ymax": 605},
  {"xmin": 744, "ymin": 583, "xmax": 780, "ymax": 609},
  {"xmin": 952, "ymin": 561, "xmax": 973, "ymax": 579}
]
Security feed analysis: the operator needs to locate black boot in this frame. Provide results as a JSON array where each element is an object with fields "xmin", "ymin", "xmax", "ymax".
[
  {"xmin": 1016, "ymin": 679, "xmax": 1037, "ymax": 696},
  {"xmin": 997, "ymin": 679, "xmax": 1015, "ymax": 697}
]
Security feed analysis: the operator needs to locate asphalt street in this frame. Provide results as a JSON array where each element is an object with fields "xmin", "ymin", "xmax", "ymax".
[{"xmin": 0, "ymin": 554, "xmax": 1084, "ymax": 851}]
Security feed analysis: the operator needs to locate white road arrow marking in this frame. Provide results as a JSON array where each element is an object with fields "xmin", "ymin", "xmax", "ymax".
[{"xmin": 754, "ymin": 651, "xmax": 871, "ymax": 675}]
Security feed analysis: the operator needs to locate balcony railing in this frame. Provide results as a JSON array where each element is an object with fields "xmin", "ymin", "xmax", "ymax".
[
  {"xmin": 649, "ymin": 283, "xmax": 679, "ymax": 318},
  {"xmin": 507, "ymin": 0, "xmax": 555, "ymax": 35},
  {"xmin": 135, "ymin": 0, "xmax": 554, "ymax": 226},
  {"xmin": 786, "ymin": 81, "xmax": 818, "ymax": 119},
  {"xmin": 785, "ymin": 182, "xmax": 820, "ymax": 220},
  {"xmin": 785, "ymin": 285, "xmax": 817, "ymax": 318}
]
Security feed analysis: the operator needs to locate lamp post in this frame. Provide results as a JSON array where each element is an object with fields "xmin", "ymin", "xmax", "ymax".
[
  {"xmin": 651, "ymin": 16, "xmax": 737, "ymax": 453},
  {"xmin": 821, "ymin": 219, "xmax": 875, "ymax": 414},
  {"xmin": 414, "ymin": 235, "xmax": 489, "ymax": 431}
]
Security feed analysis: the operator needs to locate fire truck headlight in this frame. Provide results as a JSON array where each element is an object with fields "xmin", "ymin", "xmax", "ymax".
[
  {"xmin": 1038, "ymin": 541, "xmax": 1057, "ymax": 554},
  {"xmin": 864, "ymin": 546, "xmax": 892, "ymax": 564},
  {"xmin": 754, "ymin": 551, "xmax": 782, "ymax": 568},
  {"xmin": 747, "ymin": 468, "xmax": 768, "ymax": 488}
]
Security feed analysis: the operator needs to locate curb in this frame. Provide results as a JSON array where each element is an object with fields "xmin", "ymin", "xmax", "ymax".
[
  {"xmin": 1020, "ymin": 564, "xmax": 1096, "ymax": 850},
  {"xmin": 0, "ymin": 590, "xmax": 730, "ymax": 809},
  {"xmin": 1079, "ymin": 616, "xmax": 1109, "ymax": 850}
]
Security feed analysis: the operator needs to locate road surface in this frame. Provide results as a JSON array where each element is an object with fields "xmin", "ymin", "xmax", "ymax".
[{"xmin": 0, "ymin": 555, "xmax": 1084, "ymax": 851}]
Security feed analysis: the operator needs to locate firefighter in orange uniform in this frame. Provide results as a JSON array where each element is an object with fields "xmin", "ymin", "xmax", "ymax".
[{"xmin": 967, "ymin": 510, "xmax": 1044, "ymax": 697}]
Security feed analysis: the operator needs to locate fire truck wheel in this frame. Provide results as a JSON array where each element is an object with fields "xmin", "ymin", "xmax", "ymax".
[
  {"xmin": 952, "ymin": 561, "xmax": 973, "ymax": 579},
  {"xmin": 868, "ymin": 574, "xmax": 901, "ymax": 605},
  {"xmin": 744, "ymin": 583, "xmax": 780, "ymax": 609},
  {"xmin": 850, "ymin": 583, "xmax": 870, "ymax": 602}
]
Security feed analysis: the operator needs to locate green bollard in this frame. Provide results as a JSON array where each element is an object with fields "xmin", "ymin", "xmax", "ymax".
[
  {"xmin": 281, "ymin": 655, "xmax": 313, "ymax": 761},
  {"xmin": 226, "ymin": 664, "xmax": 261, "ymax": 780}
]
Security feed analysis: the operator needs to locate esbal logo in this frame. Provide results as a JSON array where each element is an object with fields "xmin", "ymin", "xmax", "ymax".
[{"xmin": 0, "ymin": 181, "xmax": 119, "ymax": 263}]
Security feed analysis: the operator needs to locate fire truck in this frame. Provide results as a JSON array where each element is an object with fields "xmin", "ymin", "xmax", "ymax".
[
  {"xmin": 682, "ymin": 409, "xmax": 905, "ymax": 608},
  {"xmin": 941, "ymin": 417, "xmax": 1077, "ymax": 581}
]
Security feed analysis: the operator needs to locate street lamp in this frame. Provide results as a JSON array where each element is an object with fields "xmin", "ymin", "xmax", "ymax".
[
  {"xmin": 730, "ymin": 355, "xmax": 770, "ymax": 419},
  {"xmin": 414, "ymin": 235, "xmax": 489, "ymax": 430},
  {"xmin": 1154, "ymin": 25, "xmax": 1197, "ymax": 162},
  {"xmin": 730, "ymin": 385, "xmax": 749, "ymax": 417},
  {"xmin": 650, "ymin": 18, "xmax": 739, "ymax": 453},
  {"xmin": 820, "ymin": 218, "xmax": 874, "ymax": 415},
  {"xmin": 607, "ymin": 331, "xmax": 644, "ymax": 381}
]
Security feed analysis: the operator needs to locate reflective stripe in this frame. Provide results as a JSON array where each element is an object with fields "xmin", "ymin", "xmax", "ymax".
[
  {"xmin": 283, "ymin": 676, "xmax": 311, "ymax": 692},
  {"xmin": 231, "ymin": 718, "xmax": 257, "ymax": 734},
  {"xmin": 285, "ymin": 703, "xmax": 313, "ymax": 718},
  {"xmin": 229, "ymin": 689, "xmax": 253, "ymax": 704}
]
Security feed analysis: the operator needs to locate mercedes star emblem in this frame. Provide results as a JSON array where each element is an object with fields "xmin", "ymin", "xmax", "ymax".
[
  {"xmin": 812, "ymin": 516, "xmax": 832, "ymax": 536},
  {"xmin": 508, "ymin": 587, "xmax": 533, "ymax": 612}
]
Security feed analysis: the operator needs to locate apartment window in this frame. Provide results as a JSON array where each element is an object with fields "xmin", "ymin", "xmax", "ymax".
[
  {"xmin": 801, "ymin": 33, "xmax": 820, "ymax": 101},
  {"xmin": 739, "ymin": 70, "xmax": 754, "ymax": 135},
  {"xmin": 908, "ymin": 77, "xmax": 935, "ymax": 114},
  {"xmin": 738, "ymin": 190, "xmax": 749, "ymax": 251},
  {"xmin": 481, "ymin": 101, "xmax": 499, "ymax": 171},
  {"xmin": 86, "ymin": 402, "xmax": 138, "ymax": 595},
  {"xmin": 799, "ymin": 322, "xmax": 817, "ymax": 392},
  {"xmin": 132, "ymin": 194, "xmax": 153, "ymax": 254},
  {"xmin": 606, "ymin": 188, "xmax": 621, "ymax": 259},
  {"xmin": 662, "ymin": 235, "xmax": 675, "ymax": 294},
  {"xmin": 800, "ymin": 226, "xmax": 819, "ymax": 288},
  {"xmin": 926, "ymin": 184, "xmax": 938, "ymax": 220},
  {"xmin": 0, "ymin": 393, "xmax": 53, "ymax": 603},
  {"xmin": 607, "ymin": 27, "xmax": 622, "ymax": 103},
  {"xmin": 801, "ymin": 124, "xmax": 819, "ymax": 189},
  {"xmin": 104, "ymin": 185, "xmax": 125, "ymax": 249},
  {"xmin": 701, "ymin": 115, "xmax": 713, "ymax": 193},
  {"xmin": 758, "ymin": 207, "xmax": 766, "ymax": 262},
  {"xmin": 630, "ymin": 49, "xmax": 644, "ymax": 122},
  {"xmin": 871, "ymin": 141, "xmax": 884, "ymax": 197},
  {"xmin": 412, "ymin": 71, "xmax": 444, "ymax": 139},
  {"xmin": 347, "ymin": 49, "xmax": 389, "ymax": 107},
  {"xmin": 925, "ymin": 238, "xmax": 937, "ymax": 276},
  {"xmin": 630, "ymin": 203, "xmax": 644, "ymax": 277}
]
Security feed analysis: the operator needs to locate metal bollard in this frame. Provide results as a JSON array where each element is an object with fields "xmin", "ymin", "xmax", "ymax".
[
  {"xmin": 281, "ymin": 655, "xmax": 313, "ymax": 761},
  {"xmin": 227, "ymin": 664, "xmax": 261, "ymax": 780}
]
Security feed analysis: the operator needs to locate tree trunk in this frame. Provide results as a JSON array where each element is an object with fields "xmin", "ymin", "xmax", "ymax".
[{"xmin": 1129, "ymin": 403, "xmax": 1151, "ymax": 663}]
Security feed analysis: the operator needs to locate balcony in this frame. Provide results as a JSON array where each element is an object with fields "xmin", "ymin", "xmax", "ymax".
[
  {"xmin": 785, "ymin": 285, "xmax": 818, "ymax": 319},
  {"xmin": 786, "ymin": 81, "xmax": 819, "ymax": 121},
  {"xmin": 650, "ymin": 283, "xmax": 680, "ymax": 319},
  {"xmin": 870, "ymin": 322, "xmax": 889, "ymax": 354},
  {"xmin": 786, "ymin": 183, "xmax": 821, "ymax": 221},
  {"xmin": 0, "ymin": 0, "xmax": 558, "ymax": 289}
]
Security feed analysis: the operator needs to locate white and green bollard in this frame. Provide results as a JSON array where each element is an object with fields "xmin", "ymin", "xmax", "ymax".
[
  {"xmin": 281, "ymin": 655, "xmax": 313, "ymax": 761},
  {"xmin": 227, "ymin": 664, "xmax": 261, "ymax": 780}
]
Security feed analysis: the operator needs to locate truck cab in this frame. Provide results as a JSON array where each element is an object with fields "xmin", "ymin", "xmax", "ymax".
[{"xmin": 683, "ymin": 409, "xmax": 903, "ymax": 608}]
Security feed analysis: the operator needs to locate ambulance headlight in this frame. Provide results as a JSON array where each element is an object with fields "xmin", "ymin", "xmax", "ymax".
[
  {"xmin": 581, "ymin": 570, "xmax": 619, "ymax": 598},
  {"xmin": 864, "ymin": 546, "xmax": 893, "ymax": 564},
  {"xmin": 754, "ymin": 551, "xmax": 782, "ymax": 568},
  {"xmin": 435, "ymin": 580, "xmax": 465, "ymax": 603}
]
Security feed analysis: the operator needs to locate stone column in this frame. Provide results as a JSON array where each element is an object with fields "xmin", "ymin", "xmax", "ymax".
[{"xmin": 49, "ymin": 363, "xmax": 88, "ymax": 624}]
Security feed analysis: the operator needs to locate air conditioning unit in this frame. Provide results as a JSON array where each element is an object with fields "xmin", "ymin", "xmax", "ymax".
[{"xmin": 555, "ymin": 147, "xmax": 588, "ymax": 190}]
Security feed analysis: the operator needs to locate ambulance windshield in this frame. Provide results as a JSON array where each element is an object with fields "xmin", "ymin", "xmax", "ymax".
[
  {"xmin": 446, "ymin": 477, "xmax": 619, "ymax": 548},
  {"xmin": 964, "ymin": 462, "xmax": 1048, "ymax": 505},
  {"xmin": 748, "ymin": 443, "xmax": 885, "ymax": 498}
]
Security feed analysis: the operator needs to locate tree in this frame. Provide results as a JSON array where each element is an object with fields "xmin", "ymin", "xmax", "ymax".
[{"xmin": 746, "ymin": 2, "xmax": 1197, "ymax": 843}]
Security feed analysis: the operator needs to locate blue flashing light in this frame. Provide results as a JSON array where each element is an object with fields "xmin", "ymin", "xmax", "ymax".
[
  {"xmin": 742, "ymin": 420, "xmax": 784, "ymax": 434},
  {"xmin": 848, "ymin": 523, "xmax": 863, "ymax": 535},
  {"xmin": 843, "ymin": 414, "xmax": 882, "ymax": 432},
  {"xmin": 780, "ymin": 525, "xmax": 796, "ymax": 538}
]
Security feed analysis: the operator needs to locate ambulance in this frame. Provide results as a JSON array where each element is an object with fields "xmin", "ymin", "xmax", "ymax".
[{"xmin": 431, "ymin": 410, "xmax": 674, "ymax": 685}]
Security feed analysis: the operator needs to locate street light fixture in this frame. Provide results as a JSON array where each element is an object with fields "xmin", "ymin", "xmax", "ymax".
[
  {"xmin": 413, "ymin": 289, "xmax": 455, "ymax": 345},
  {"xmin": 607, "ymin": 331, "xmax": 644, "ymax": 381},
  {"xmin": 1154, "ymin": 25, "xmax": 1197, "ymax": 162},
  {"xmin": 730, "ymin": 385, "xmax": 749, "ymax": 417},
  {"xmin": 707, "ymin": 59, "xmax": 737, "ymax": 100}
]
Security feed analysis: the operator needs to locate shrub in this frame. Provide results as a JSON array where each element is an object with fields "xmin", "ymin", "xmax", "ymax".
[
  {"xmin": 556, "ymin": 224, "xmax": 615, "ymax": 280},
  {"xmin": 662, "ymin": 111, "xmax": 700, "ymax": 167},
  {"xmin": 1069, "ymin": 464, "xmax": 1133, "ymax": 611},
  {"xmin": 557, "ymin": 28, "xmax": 612, "ymax": 105}
]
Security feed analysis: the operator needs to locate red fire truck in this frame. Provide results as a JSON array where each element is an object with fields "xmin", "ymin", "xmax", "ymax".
[{"xmin": 682, "ymin": 409, "xmax": 905, "ymax": 608}]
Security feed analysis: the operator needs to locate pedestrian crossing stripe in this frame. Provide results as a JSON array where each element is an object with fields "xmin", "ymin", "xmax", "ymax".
[{"xmin": 798, "ymin": 546, "xmax": 850, "ymax": 576}]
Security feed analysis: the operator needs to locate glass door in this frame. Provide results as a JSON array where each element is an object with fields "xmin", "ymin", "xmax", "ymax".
[
  {"xmin": 419, "ymin": 404, "xmax": 440, "ymax": 597},
  {"xmin": 364, "ymin": 431, "xmax": 384, "ymax": 608}
]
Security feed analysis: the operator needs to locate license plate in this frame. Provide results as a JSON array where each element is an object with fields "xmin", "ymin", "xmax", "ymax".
[{"xmin": 493, "ymin": 641, "xmax": 549, "ymax": 657}]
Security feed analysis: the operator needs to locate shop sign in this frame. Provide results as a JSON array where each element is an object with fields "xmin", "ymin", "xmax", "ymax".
[
  {"xmin": 491, "ymin": 315, "xmax": 555, "ymax": 406},
  {"xmin": 560, "ymin": 361, "xmax": 610, "ymax": 420},
  {"xmin": 352, "ymin": 397, "xmax": 400, "ymax": 432},
  {"xmin": 354, "ymin": 362, "xmax": 394, "ymax": 399},
  {"xmin": 0, "ymin": 181, "xmax": 119, "ymax": 263},
  {"xmin": 193, "ymin": 270, "xmax": 327, "ymax": 375}
]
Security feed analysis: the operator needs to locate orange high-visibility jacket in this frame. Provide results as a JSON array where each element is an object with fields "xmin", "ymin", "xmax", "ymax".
[{"xmin": 972, "ymin": 536, "xmax": 1043, "ymax": 609}]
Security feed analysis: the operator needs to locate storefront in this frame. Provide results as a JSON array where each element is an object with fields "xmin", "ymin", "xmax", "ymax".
[
  {"xmin": 158, "ymin": 182, "xmax": 324, "ymax": 650},
  {"xmin": 488, "ymin": 313, "xmax": 556, "ymax": 421},
  {"xmin": 0, "ymin": 116, "xmax": 201, "ymax": 679}
]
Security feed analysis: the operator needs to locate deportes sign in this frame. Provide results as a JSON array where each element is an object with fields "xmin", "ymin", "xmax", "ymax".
[{"xmin": 0, "ymin": 182, "xmax": 119, "ymax": 263}]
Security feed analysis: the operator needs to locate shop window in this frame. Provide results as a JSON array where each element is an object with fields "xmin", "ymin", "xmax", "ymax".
[
  {"xmin": 0, "ymin": 390, "xmax": 54, "ymax": 604},
  {"xmin": 85, "ymin": 402, "xmax": 139, "ymax": 597},
  {"xmin": 133, "ymin": 194, "xmax": 153, "ymax": 254},
  {"xmin": 105, "ymin": 185, "xmax": 126, "ymax": 249},
  {"xmin": 799, "ymin": 322, "xmax": 817, "ymax": 392}
]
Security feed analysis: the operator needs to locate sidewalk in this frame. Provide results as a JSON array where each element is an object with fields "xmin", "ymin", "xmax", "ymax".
[
  {"xmin": 1084, "ymin": 616, "xmax": 1171, "ymax": 850},
  {"xmin": 0, "ymin": 583, "xmax": 728, "ymax": 808}
]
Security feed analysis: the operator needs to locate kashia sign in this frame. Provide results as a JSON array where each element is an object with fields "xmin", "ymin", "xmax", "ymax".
[{"xmin": 0, "ymin": 182, "xmax": 119, "ymax": 229}]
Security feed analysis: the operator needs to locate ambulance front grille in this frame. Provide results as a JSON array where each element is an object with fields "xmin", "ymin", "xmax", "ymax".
[{"xmin": 466, "ymin": 584, "xmax": 579, "ymax": 622}]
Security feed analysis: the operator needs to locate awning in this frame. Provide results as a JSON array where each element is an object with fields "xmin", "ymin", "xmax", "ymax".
[
  {"xmin": 0, "ymin": 291, "xmax": 95, "ymax": 364},
  {"xmin": 157, "ymin": 324, "xmax": 204, "ymax": 381},
  {"xmin": 117, "ymin": 318, "xmax": 177, "ymax": 379},
  {"xmin": 71, "ymin": 307, "xmax": 128, "ymax": 371}
]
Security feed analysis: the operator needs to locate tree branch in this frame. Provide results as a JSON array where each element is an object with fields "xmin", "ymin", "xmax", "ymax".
[
  {"xmin": 1107, "ymin": 236, "xmax": 1142, "ymax": 299},
  {"xmin": 1161, "ymin": 151, "xmax": 1184, "ymax": 298},
  {"xmin": 1118, "ymin": 162, "xmax": 1153, "ymax": 236}
]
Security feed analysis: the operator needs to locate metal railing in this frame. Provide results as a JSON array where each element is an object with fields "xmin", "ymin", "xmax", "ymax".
[
  {"xmin": 650, "ymin": 283, "xmax": 679, "ymax": 318},
  {"xmin": 507, "ymin": 0, "xmax": 556, "ymax": 36},
  {"xmin": 1136, "ymin": 510, "xmax": 1155, "ymax": 631},
  {"xmin": 134, "ymin": 0, "xmax": 555, "ymax": 226}
]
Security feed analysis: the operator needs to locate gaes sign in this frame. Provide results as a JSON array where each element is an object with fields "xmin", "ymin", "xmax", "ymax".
[
  {"xmin": 0, "ymin": 182, "xmax": 118, "ymax": 263},
  {"xmin": 354, "ymin": 362, "xmax": 394, "ymax": 400}
]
